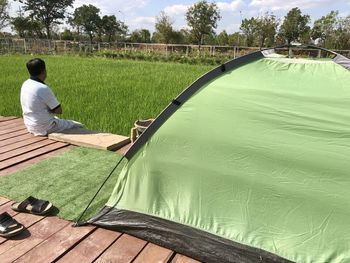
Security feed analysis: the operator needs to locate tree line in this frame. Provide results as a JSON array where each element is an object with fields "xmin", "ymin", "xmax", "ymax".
[{"xmin": 0, "ymin": 0, "xmax": 349, "ymax": 49}]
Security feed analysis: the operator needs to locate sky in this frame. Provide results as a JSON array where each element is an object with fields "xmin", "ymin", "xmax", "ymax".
[{"xmin": 6, "ymin": 0, "xmax": 350, "ymax": 34}]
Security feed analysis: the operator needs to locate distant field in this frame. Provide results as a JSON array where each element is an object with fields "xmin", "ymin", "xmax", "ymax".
[{"xmin": 0, "ymin": 55, "xmax": 212, "ymax": 135}]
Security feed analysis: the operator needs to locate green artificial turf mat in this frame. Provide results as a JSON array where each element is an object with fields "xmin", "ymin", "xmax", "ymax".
[{"xmin": 0, "ymin": 147, "xmax": 126, "ymax": 221}]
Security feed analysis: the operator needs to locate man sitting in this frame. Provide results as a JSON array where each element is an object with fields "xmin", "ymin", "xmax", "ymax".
[{"xmin": 20, "ymin": 58, "xmax": 82, "ymax": 136}]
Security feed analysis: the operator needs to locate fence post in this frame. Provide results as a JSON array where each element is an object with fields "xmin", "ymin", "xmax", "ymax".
[
  {"xmin": 23, "ymin": 39, "xmax": 27, "ymax": 54},
  {"xmin": 233, "ymin": 46, "xmax": 236, "ymax": 59}
]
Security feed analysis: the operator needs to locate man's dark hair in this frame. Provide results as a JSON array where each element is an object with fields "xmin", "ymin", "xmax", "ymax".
[{"xmin": 26, "ymin": 58, "xmax": 46, "ymax": 77}]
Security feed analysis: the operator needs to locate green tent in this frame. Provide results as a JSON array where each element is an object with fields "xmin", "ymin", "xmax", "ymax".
[{"xmin": 88, "ymin": 47, "xmax": 350, "ymax": 262}]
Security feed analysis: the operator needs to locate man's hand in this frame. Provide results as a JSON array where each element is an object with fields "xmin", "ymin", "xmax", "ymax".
[{"xmin": 50, "ymin": 105, "xmax": 63, "ymax": 114}]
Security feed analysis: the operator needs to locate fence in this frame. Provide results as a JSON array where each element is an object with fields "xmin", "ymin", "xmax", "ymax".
[{"xmin": 1, "ymin": 38, "xmax": 350, "ymax": 59}]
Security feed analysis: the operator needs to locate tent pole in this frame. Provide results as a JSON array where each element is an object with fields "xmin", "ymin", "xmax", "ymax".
[{"xmin": 73, "ymin": 155, "xmax": 126, "ymax": 226}]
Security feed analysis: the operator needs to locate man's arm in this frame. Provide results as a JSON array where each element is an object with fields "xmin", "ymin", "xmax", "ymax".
[{"xmin": 50, "ymin": 104, "xmax": 63, "ymax": 114}]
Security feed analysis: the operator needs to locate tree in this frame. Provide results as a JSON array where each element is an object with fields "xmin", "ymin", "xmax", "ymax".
[
  {"xmin": 228, "ymin": 32, "xmax": 245, "ymax": 46},
  {"xmin": 60, "ymin": 28, "xmax": 74, "ymax": 40},
  {"xmin": 100, "ymin": 15, "xmax": 127, "ymax": 42},
  {"xmin": 186, "ymin": 0, "xmax": 221, "ymax": 45},
  {"xmin": 279, "ymin": 7, "xmax": 310, "ymax": 44},
  {"xmin": 311, "ymin": 11, "xmax": 339, "ymax": 48},
  {"xmin": 240, "ymin": 17, "xmax": 258, "ymax": 46},
  {"xmin": 101, "ymin": 15, "xmax": 118, "ymax": 42},
  {"xmin": 336, "ymin": 16, "xmax": 350, "ymax": 49},
  {"xmin": 18, "ymin": 0, "xmax": 73, "ymax": 39},
  {"xmin": 255, "ymin": 13, "xmax": 279, "ymax": 48},
  {"xmin": 11, "ymin": 9, "xmax": 44, "ymax": 38},
  {"xmin": 71, "ymin": 5, "xmax": 101, "ymax": 43},
  {"xmin": 129, "ymin": 29, "xmax": 151, "ymax": 43},
  {"xmin": 154, "ymin": 11, "xmax": 175, "ymax": 44},
  {"xmin": 0, "ymin": 0, "xmax": 9, "ymax": 30},
  {"xmin": 216, "ymin": 30, "xmax": 229, "ymax": 45}
]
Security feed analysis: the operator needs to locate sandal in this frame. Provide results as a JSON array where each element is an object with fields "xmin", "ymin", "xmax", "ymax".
[
  {"xmin": 12, "ymin": 196, "xmax": 53, "ymax": 215},
  {"xmin": 0, "ymin": 212, "xmax": 25, "ymax": 237}
]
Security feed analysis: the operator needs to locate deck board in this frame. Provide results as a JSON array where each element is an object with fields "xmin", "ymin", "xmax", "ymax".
[
  {"xmin": 172, "ymin": 254, "xmax": 201, "ymax": 263},
  {"xmin": 57, "ymin": 228, "xmax": 122, "ymax": 263},
  {"xmin": 133, "ymin": 243, "xmax": 174, "ymax": 263},
  {"xmin": 0, "ymin": 125, "xmax": 27, "ymax": 135},
  {"xmin": 0, "ymin": 141, "xmax": 68, "ymax": 170},
  {"xmin": 0, "ymin": 217, "xmax": 69, "ymax": 263},
  {"xmin": 94, "ymin": 234, "xmax": 147, "ymax": 263},
  {"xmin": 0, "ymin": 197, "xmax": 9, "ymax": 206},
  {"xmin": 0, "ymin": 133, "xmax": 36, "ymax": 147},
  {"xmin": 14, "ymin": 223, "xmax": 95, "ymax": 263},
  {"xmin": 0, "ymin": 119, "xmax": 25, "ymax": 129},
  {"xmin": 0, "ymin": 139, "xmax": 57, "ymax": 162},
  {"xmin": 0, "ymin": 201, "xmax": 18, "ymax": 216},
  {"xmin": 0, "ymin": 116, "xmax": 18, "ymax": 122},
  {"xmin": 0, "ymin": 213, "xmax": 44, "ymax": 247},
  {"xmin": 0, "ymin": 136, "xmax": 48, "ymax": 154},
  {"xmin": 0, "ymin": 129, "xmax": 29, "ymax": 141},
  {"xmin": 0, "ymin": 118, "xmax": 22, "ymax": 127}
]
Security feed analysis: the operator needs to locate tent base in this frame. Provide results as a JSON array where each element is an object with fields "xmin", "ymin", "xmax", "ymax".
[{"xmin": 88, "ymin": 207, "xmax": 293, "ymax": 263}]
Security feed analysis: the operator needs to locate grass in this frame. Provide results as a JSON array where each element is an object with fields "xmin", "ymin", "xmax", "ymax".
[
  {"xmin": 0, "ymin": 147, "xmax": 125, "ymax": 221},
  {"xmin": 0, "ymin": 55, "xmax": 212, "ymax": 135}
]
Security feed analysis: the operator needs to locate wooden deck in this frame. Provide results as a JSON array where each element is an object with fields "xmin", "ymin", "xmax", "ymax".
[{"xmin": 0, "ymin": 116, "xmax": 199, "ymax": 263}]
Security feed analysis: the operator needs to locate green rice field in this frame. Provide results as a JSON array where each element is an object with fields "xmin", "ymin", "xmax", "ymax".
[{"xmin": 0, "ymin": 55, "xmax": 212, "ymax": 135}]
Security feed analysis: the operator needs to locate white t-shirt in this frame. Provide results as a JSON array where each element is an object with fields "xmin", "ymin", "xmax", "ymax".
[{"xmin": 20, "ymin": 78, "xmax": 60, "ymax": 136}]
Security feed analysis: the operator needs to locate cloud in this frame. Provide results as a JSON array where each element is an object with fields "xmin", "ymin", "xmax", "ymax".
[
  {"xmin": 217, "ymin": 0, "xmax": 246, "ymax": 12},
  {"xmin": 249, "ymin": 0, "xmax": 347, "ymax": 11},
  {"xmin": 73, "ymin": 0, "xmax": 148, "ymax": 14},
  {"xmin": 163, "ymin": 4, "xmax": 189, "ymax": 17},
  {"xmin": 128, "ymin": 16, "xmax": 155, "ymax": 31}
]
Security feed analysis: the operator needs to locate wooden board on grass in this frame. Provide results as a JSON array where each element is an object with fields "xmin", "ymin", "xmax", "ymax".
[{"xmin": 49, "ymin": 127, "xmax": 130, "ymax": 151}]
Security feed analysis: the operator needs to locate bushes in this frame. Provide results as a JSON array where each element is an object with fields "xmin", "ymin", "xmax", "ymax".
[{"xmin": 97, "ymin": 50, "xmax": 230, "ymax": 65}]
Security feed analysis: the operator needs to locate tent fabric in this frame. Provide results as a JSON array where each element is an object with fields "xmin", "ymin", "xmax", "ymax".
[
  {"xmin": 90, "ymin": 54, "xmax": 350, "ymax": 262},
  {"xmin": 91, "ymin": 207, "xmax": 292, "ymax": 263}
]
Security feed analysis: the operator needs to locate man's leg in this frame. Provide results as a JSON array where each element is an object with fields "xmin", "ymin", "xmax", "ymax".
[{"xmin": 47, "ymin": 118, "xmax": 83, "ymax": 134}]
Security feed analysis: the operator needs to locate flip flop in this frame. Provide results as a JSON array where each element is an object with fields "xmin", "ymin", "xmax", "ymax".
[
  {"xmin": 0, "ymin": 212, "xmax": 25, "ymax": 237},
  {"xmin": 12, "ymin": 196, "xmax": 53, "ymax": 215}
]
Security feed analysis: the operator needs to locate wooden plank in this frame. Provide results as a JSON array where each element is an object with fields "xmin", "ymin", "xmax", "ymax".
[
  {"xmin": 0, "ymin": 217, "xmax": 69, "ymax": 263},
  {"xmin": 0, "ymin": 136, "xmax": 47, "ymax": 154},
  {"xmin": 0, "ymin": 125, "xmax": 26, "ymax": 136},
  {"xmin": 0, "ymin": 119, "xmax": 24, "ymax": 129},
  {"xmin": 172, "ymin": 254, "xmax": 201, "ymax": 263},
  {"xmin": 14, "ymin": 223, "xmax": 95, "ymax": 263},
  {"xmin": 0, "ymin": 139, "xmax": 56, "ymax": 161},
  {"xmin": 49, "ymin": 127, "xmax": 130, "ymax": 151},
  {"xmin": 0, "ymin": 142, "xmax": 68, "ymax": 170},
  {"xmin": 94, "ymin": 234, "xmax": 147, "ymax": 263},
  {"xmin": 0, "ymin": 133, "xmax": 35, "ymax": 147},
  {"xmin": 0, "ymin": 116, "xmax": 18, "ymax": 122},
  {"xmin": 57, "ymin": 228, "xmax": 122, "ymax": 263},
  {"xmin": 0, "ymin": 196, "xmax": 10, "ymax": 206},
  {"xmin": 0, "ymin": 213, "xmax": 44, "ymax": 246},
  {"xmin": 0, "ymin": 129, "xmax": 29, "ymax": 142},
  {"xmin": 0, "ymin": 201, "xmax": 17, "ymax": 216},
  {"xmin": 116, "ymin": 143, "xmax": 131, "ymax": 155},
  {"xmin": 133, "ymin": 243, "xmax": 174, "ymax": 263},
  {"xmin": 0, "ymin": 145, "xmax": 72, "ymax": 177}
]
